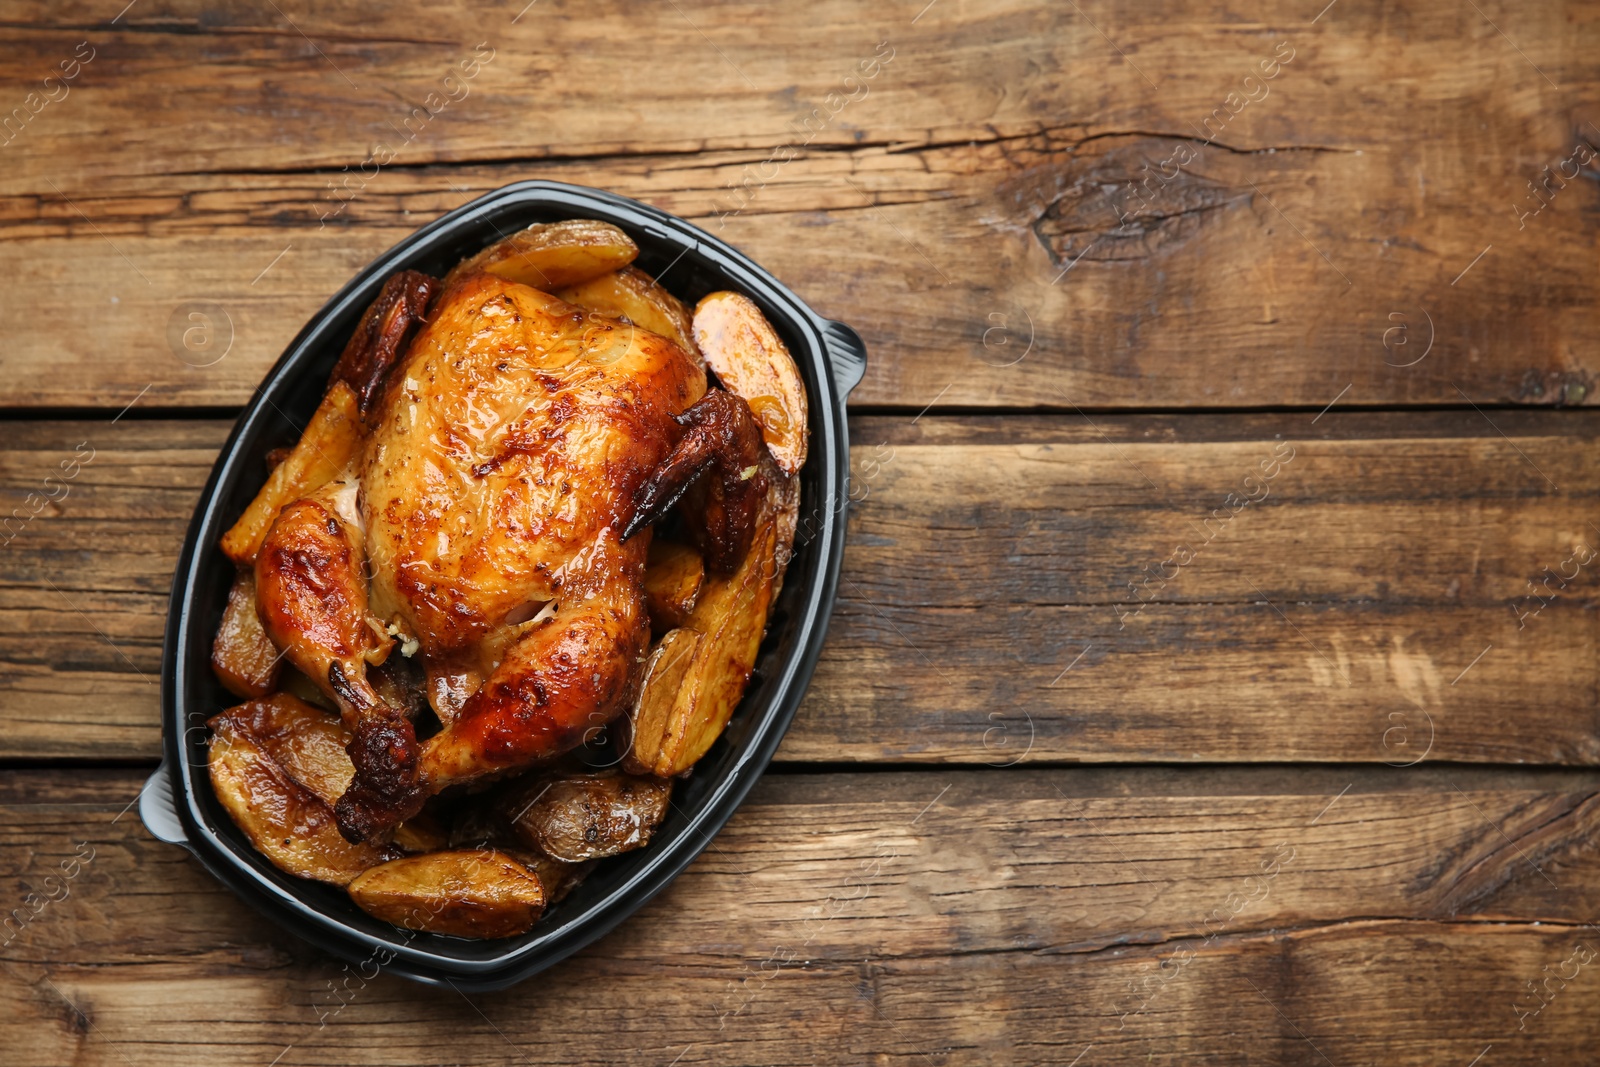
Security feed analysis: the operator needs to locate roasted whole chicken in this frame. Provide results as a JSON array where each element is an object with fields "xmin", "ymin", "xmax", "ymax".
[{"xmin": 208, "ymin": 219, "xmax": 807, "ymax": 937}]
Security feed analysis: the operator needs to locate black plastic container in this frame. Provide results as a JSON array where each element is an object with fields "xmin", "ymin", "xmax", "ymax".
[{"xmin": 141, "ymin": 180, "xmax": 864, "ymax": 990}]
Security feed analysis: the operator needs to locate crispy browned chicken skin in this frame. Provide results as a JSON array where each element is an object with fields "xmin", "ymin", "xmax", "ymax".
[{"xmin": 254, "ymin": 272, "xmax": 770, "ymax": 842}]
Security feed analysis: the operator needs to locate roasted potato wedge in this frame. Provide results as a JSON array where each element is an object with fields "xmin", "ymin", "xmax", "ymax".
[
  {"xmin": 211, "ymin": 569, "xmax": 282, "ymax": 699},
  {"xmin": 622, "ymin": 629, "xmax": 701, "ymax": 775},
  {"xmin": 209, "ymin": 697, "xmax": 395, "ymax": 885},
  {"xmin": 693, "ymin": 291, "xmax": 809, "ymax": 475},
  {"xmin": 500, "ymin": 770, "xmax": 673, "ymax": 863},
  {"xmin": 448, "ymin": 802, "xmax": 594, "ymax": 905},
  {"xmin": 555, "ymin": 266, "xmax": 700, "ymax": 362},
  {"xmin": 644, "ymin": 539, "xmax": 705, "ymax": 631},
  {"xmin": 626, "ymin": 516, "xmax": 779, "ymax": 777},
  {"xmin": 347, "ymin": 850, "xmax": 545, "ymax": 938},
  {"xmin": 213, "ymin": 693, "xmax": 354, "ymax": 806},
  {"xmin": 222, "ymin": 691, "xmax": 439, "ymax": 847},
  {"xmin": 220, "ymin": 380, "xmax": 363, "ymax": 565},
  {"xmin": 445, "ymin": 219, "xmax": 638, "ymax": 292}
]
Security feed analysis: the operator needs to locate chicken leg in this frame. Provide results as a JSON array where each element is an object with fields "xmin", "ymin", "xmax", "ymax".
[{"xmin": 335, "ymin": 529, "xmax": 649, "ymax": 842}]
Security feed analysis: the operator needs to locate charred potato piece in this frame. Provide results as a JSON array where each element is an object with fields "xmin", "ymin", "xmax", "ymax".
[
  {"xmin": 500, "ymin": 770, "xmax": 673, "ymax": 863},
  {"xmin": 628, "ymin": 516, "xmax": 778, "ymax": 777},
  {"xmin": 347, "ymin": 850, "xmax": 545, "ymax": 938},
  {"xmin": 211, "ymin": 569, "xmax": 282, "ymax": 699},
  {"xmin": 693, "ymin": 291, "xmax": 809, "ymax": 475},
  {"xmin": 220, "ymin": 380, "xmax": 363, "ymax": 565},
  {"xmin": 209, "ymin": 697, "xmax": 395, "ymax": 885},
  {"xmin": 445, "ymin": 219, "xmax": 638, "ymax": 292},
  {"xmin": 643, "ymin": 539, "xmax": 705, "ymax": 631},
  {"xmin": 555, "ymin": 266, "xmax": 700, "ymax": 362}
]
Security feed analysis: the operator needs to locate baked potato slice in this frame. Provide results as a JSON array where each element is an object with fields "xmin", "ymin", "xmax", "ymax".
[
  {"xmin": 220, "ymin": 380, "xmax": 363, "ymax": 565},
  {"xmin": 209, "ymin": 697, "xmax": 395, "ymax": 886},
  {"xmin": 555, "ymin": 266, "xmax": 700, "ymax": 362},
  {"xmin": 347, "ymin": 850, "xmax": 545, "ymax": 938},
  {"xmin": 446, "ymin": 219, "xmax": 638, "ymax": 292},
  {"xmin": 693, "ymin": 291, "xmax": 809, "ymax": 475},
  {"xmin": 211, "ymin": 569, "xmax": 282, "ymax": 699},
  {"xmin": 500, "ymin": 770, "xmax": 673, "ymax": 863},
  {"xmin": 643, "ymin": 539, "xmax": 705, "ymax": 632},
  {"xmin": 626, "ymin": 517, "xmax": 779, "ymax": 777}
]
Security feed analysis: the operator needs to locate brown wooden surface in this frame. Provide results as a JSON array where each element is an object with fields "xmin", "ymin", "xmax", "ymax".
[
  {"xmin": 5, "ymin": 0, "xmax": 1600, "ymax": 1062},
  {"xmin": 5, "ymin": 412, "xmax": 1598, "ymax": 764},
  {"xmin": 7, "ymin": 767, "xmax": 1600, "ymax": 1065},
  {"xmin": 4, "ymin": 1, "xmax": 1600, "ymax": 411}
]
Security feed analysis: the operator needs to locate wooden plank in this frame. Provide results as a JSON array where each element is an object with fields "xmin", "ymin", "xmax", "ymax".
[
  {"xmin": 2, "ymin": 2, "xmax": 1599, "ymax": 409},
  {"xmin": 3, "ymin": 767, "xmax": 1599, "ymax": 1065},
  {"xmin": 0, "ymin": 0, "xmax": 1590, "ymax": 178},
  {"xmin": 2, "ymin": 412, "xmax": 1597, "ymax": 764},
  {"xmin": 0, "ymin": 420, "xmax": 206, "ymax": 758},
  {"xmin": 818, "ymin": 416, "xmax": 1600, "ymax": 764}
]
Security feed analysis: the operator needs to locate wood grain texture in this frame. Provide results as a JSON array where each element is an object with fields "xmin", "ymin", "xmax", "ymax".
[
  {"xmin": 4, "ymin": 767, "xmax": 1600, "ymax": 1066},
  {"xmin": 3, "ymin": 412, "xmax": 1597, "ymax": 763},
  {"xmin": 6, "ymin": 0, "xmax": 1599, "ymax": 1059},
  {"xmin": 3, "ymin": 2, "xmax": 1599, "ymax": 409}
]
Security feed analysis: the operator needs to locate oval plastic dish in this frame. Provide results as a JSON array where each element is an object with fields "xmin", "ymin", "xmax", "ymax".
[{"xmin": 141, "ymin": 180, "xmax": 865, "ymax": 991}]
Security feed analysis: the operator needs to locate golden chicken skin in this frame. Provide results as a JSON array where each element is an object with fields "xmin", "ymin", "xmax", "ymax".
[{"xmin": 247, "ymin": 261, "xmax": 775, "ymax": 843}]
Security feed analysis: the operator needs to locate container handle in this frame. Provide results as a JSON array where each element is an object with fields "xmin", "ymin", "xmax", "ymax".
[
  {"xmin": 819, "ymin": 320, "xmax": 868, "ymax": 397},
  {"xmin": 139, "ymin": 759, "xmax": 190, "ymax": 846}
]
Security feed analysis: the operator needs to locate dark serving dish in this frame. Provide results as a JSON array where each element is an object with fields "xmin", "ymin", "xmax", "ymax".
[{"xmin": 141, "ymin": 180, "xmax": 865, "ymax": 990}]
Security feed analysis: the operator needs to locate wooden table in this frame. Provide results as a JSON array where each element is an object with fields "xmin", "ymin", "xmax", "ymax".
[{"xmin": 5, "ymin": 0, "xmax": 1600, "ymax": 1062}]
